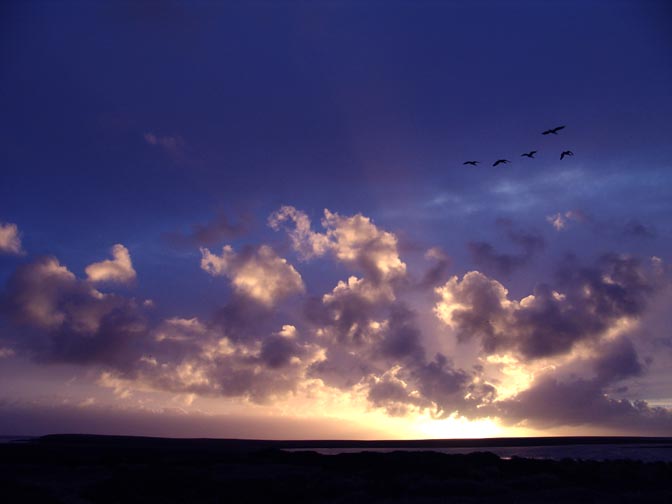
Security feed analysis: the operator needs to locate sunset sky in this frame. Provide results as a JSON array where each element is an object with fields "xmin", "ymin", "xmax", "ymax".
[{"xmin": 1, "ymin": 0, "xmax": 671, "ymax": 439}]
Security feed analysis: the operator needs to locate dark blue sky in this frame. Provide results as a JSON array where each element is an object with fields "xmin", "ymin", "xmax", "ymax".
[{"xmin": 1, "ymin": 0, "xmax": 671, "ymax": 437}]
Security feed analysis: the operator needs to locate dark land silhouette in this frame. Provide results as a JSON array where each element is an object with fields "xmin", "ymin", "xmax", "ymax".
[{"xmin": 2, "ymin": 434, "xmax": 671, "ymax": 503}]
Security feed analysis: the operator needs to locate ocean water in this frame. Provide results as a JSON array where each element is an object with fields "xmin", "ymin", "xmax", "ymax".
[{"xmin": 286, "ymin": 443, "xmax": 672, "ymax": 462}]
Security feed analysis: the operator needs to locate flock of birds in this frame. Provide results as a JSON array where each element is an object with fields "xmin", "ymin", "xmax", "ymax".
[{"xmin": 463, "ymin": 125, "xmax": 574, "ymax": 167}]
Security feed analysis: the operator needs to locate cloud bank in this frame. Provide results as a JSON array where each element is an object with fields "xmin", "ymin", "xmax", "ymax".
[{"xmin": 1, "ymin": 207, "xmax": 670, "ymax": 435}]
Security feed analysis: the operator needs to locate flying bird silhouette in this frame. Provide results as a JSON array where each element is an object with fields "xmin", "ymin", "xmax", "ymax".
[
  {"xmin": 521, "ymin": 151, "xmax": 537, "ymax": 158},
  {"xmin": 463, "ymin": 161, "xmax": 479, "ymax": 166},
  {"xmin": 560, "ymin": 150, "xmax": 574, "ymax": 160},
  {"xmin": 492, "ymin": 159, "xmax": 510, "ymax": 167},
  {"xmin": 542, "ymin": 126, "xmax": 566, "ymax": 135}
]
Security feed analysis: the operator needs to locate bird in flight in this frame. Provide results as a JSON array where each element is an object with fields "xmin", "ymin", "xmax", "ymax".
[
  {"xmin": 560, "ymin": 150, "xmax": 574, "ymax": 160},
  {"xmin": 542, "ymin": 126, "xmax": 566, "ymax": 135},
  {"xmin": 521, "ymin": 151, "xmax": 537, "ymax": 158},
  {"xmin": 463, "ymin": 161, "xmax": 479, "ymax": 166},
  {"xmin": 493, "ymin": 159, "xmax": 510, "ymax": 167}
]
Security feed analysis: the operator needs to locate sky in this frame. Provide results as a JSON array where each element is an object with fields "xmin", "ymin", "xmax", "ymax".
[{"xmin": 1, "ymin": 0, "xmax": 672, "ymax": 439}]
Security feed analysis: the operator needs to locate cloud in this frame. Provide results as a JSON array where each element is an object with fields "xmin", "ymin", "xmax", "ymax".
[
  {"xmin": 85, "ymin": 244, "xmax": 136, "ymax": 284},
  {"xmin": 268, "ymin": 206, "xmax": 331, "ymax": 260},
  {"xmin": 1, "ymin": 256, "xmax": 146, "ymax": 366},
  {"xmin": 306, "ymin": 284, "xmax": 484, "ymax": 419},
  {"xmin": 498, "ymin": 375, "xmax": 672, "ymax": 434},
  {"xmin": 270, "ymin": 206, "xmax": 406, "ymax": 283},
  {"xmin": 2, "ymin": 206, "xmax": 670, "ymax": 434},
  {"xmin": 0, "ymin": 221, "xmax": 24, "ymax": 255},
  {"xmin": 163, "ymin": 213, "xmax": 250, "ymax": 248},
  {"xmin": 1, "ymin": 254, "xmax": 319, "ymax": 404},
  {"xmin": 267, "ymin": 207, "xmax": 488, "ymax": 419},
  {"xmin": 468, "ymin": 219, "xmax": 544, "ymax": 277},
  {"xmin": 546, "ymin": 209, "xmax": 589, "ymax": 231},
  {"xmin": 593, "ymin": 336, "xmax": 644, "ymax": 385},
  {"xmin": 121, "ymin": 317, "xmax": 323, "ymax": 403},
  {"xmin": 435, "ymin": 254, "xmax": 660, "ymax": 359},
  {"xmin": 419, "ymin": 247, "xmax": 452, "ymax": 288},
  {"xmin": 201, "ymin": 244, "xmax": 304, "ymax": 307}
]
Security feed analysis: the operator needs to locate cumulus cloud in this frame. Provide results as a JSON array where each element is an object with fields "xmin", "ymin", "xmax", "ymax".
[
  {"xmin": 1, "ymin": 255, "xmax": 320, "ymax": 404},
  {"xmin": 268, "ymin": 207, "xmax": 489, "ymax": 419},
  {"xmin": 125, "ymin": 318, "xmax": 323, "ymax": 403},
  {"xmin": 85, "ymin": 244, "xmax": 136, "ymax": 284},
  {"xmin": 2, "ymin": 205, "xmax": 670, "ymax": 435},
  {"xmin": 200, "ymin": 244, "xmax": 304, "ymax": 307},
  {"xmin": 268, "ymin": 206, "xmax": 331, "ymax": 259},
  {"xmin": 435, "ymin": 254, "xmax": 659, "ymax": 359},
  {"xmin": 0, "ymin": 221, "xmax": 24, "ymax": 255},
  {"xmin": 306, "ymin": 288, "xmax": 485, "ymax": 419},
  {"xmin": 2, "ymin": 256, "xmax": 146, "ymax": 366},
  {"xmin": 269, "ymin": 206, "xmax": 406, "ymax": 283}
]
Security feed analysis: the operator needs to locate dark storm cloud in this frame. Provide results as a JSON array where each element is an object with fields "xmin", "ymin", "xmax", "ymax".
[
  {"xmin": 440, "ymin": 253, "xmax": 660, "ymax": 359},
  {"xmin": 468, "ymin": 219, "xmax": 545, "ymax": 277},
  {"xmin": 163, "ymin": 213, "xmax": 250, "ymax": 248}
]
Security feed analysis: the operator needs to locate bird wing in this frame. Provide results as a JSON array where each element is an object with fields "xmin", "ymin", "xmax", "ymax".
[{"xmin": 554, "ymin": 126, "xmax": 566, "ymax": 132}]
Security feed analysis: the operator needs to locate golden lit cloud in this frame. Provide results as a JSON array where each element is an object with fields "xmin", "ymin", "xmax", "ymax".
[
  {"xmin": 200, "ymin": 244, "xmax": 305, "ymax": 307},
  {"xmin": 0, "ymin": 221, "xmax": 24, "ymax": 255},
  {"xmin": 85, "ymin": 244, "xmax": 136, "ymax": 284}
]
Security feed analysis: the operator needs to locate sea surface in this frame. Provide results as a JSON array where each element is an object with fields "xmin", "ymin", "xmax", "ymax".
[{"xmin": 286, "ymin": 443, "xmax": 672, "ymax": 462}]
